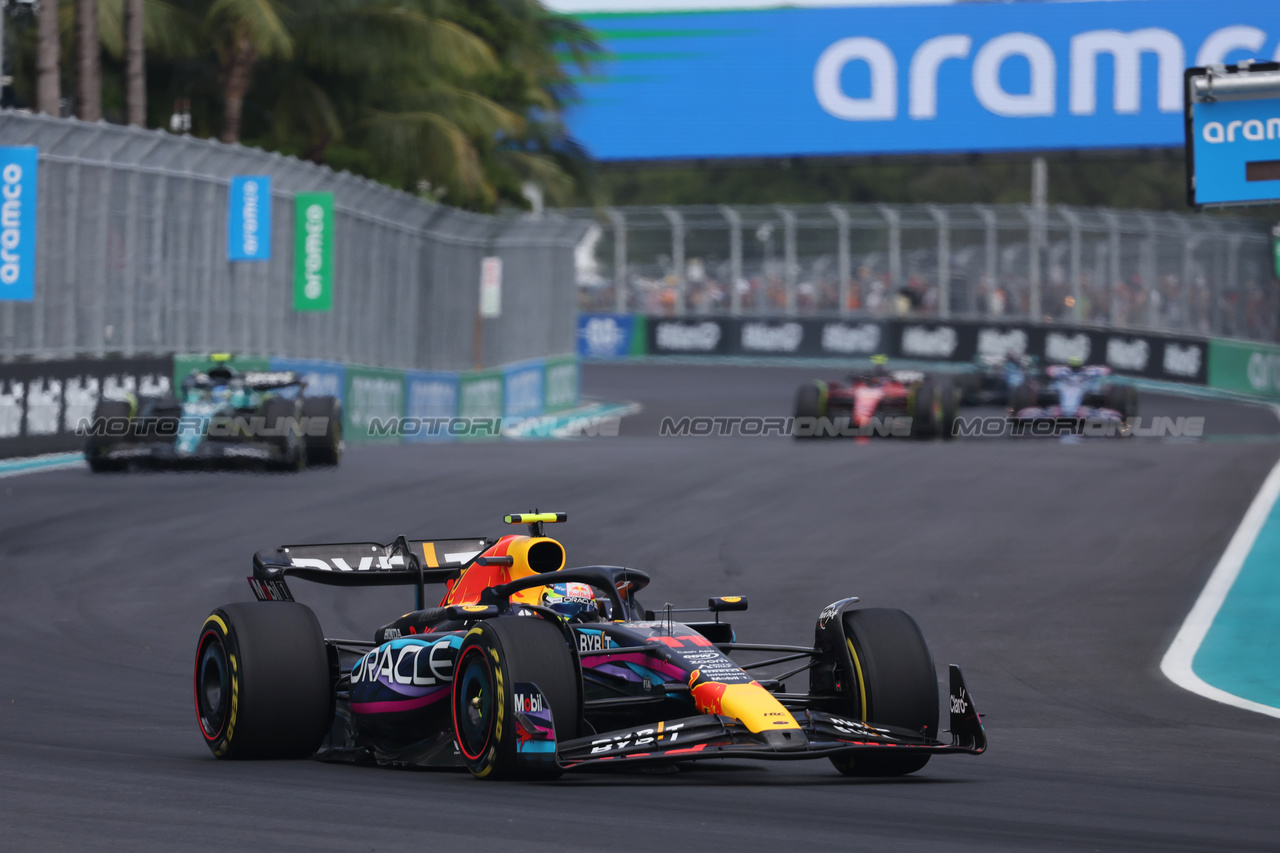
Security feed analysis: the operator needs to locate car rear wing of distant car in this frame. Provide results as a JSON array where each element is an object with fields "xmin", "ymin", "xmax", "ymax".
[
  {"xmin": 250, "ymin": 536, "xmax": 493, "ymax": 608},
  {"xmin": 241, "ymin": 371, "xmax": 306, "ymax": 391}
]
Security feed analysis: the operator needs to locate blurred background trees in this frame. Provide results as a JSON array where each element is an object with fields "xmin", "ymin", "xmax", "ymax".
[{"xmin": 5, "ymin": 0, "xmax": 600, "ymax": 211}]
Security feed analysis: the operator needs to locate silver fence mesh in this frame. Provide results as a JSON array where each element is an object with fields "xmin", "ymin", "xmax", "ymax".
[
  {"xmin": 568, "ymin": 203, "xmax": 1280, "ymax": 342},
  {"xmin": 0, "ymin": 112, "xmax": 586, "ymax": 369}
]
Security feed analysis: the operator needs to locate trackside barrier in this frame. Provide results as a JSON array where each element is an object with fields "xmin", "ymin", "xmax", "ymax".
[
  {"xmin": 578, "ymin": 314, "xmax": 1209, "ymax": 385},
  {"xmin": 0, "ymin": 354, "xmax": 580, "ymax": 459},
  {"xmin": 579, "ymin": 312, "xmax": 1280, "ymax": 403},
  {"xmin": 1207, "ymin": 339, "xmax": 1280, "ymax": 400},
  {"xmin": 0, "ymin": 356, "xmax": 173, "ymax": 457},
  {"xmin": 0, "ymin": 113, "xmax": 586, "ymax": 370}
]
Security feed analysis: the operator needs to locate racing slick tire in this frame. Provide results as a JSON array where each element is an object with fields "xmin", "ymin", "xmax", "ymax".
[
  {"xmin": 194, "ymin": 602, "xmax": 332, "ymax": 760},
  {"xmin": 793, "ymin": 382, "xmax": 823, "ymax": 440},
  {"xmin": 955, "ymin": 369, "xmax": 981, "ymax": 406},
  {"xmin": 85, "ymin": 399, "xmax": 132, "ymax": 472},
  {"xmin": 1008, "ymin": 382, "xmax": 1036, "ymax": 415},
  {"xmin": 452, "ymin": 615, "xmax": 583, "ymax": 780},
  {"xmin": 937, "ymin": 377, "xmax": 959, "ymax": 440},
  {"xmin": 1105, "ymin": 384, "xmax": 1139, "ymax": 421},
  {"xmin": 908, "ymin": 380, "xmax": 942, "ymax": 438},
  {"xmin": 262, "ymin": 396, "xmax": 306, "ymax": 472},
  {"xmin": 302, "ymin": 395, "xmax": 343, "ymax": 466},
  {"xmin": 831, "ymin": 608, "xmax": 939, "ymax": 778}
]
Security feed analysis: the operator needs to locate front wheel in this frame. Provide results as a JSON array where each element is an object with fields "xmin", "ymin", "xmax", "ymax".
[
  {"xmin": 452, "ymin": 616, "xmax": 582, "ymax": 780},
  {"xmin": 85, "ymin": 400, "xmax": 132, "ymax": 472},
  {"xmin": 1105, "ymin": 384, "xmax": 1139, "ymax": 421},
  {"xmin": 793, "ymin": 382, "xmax": 824, "ymax": 440},
  {"xmin": 195, "ymin": 602, "xmax": 332, "ymax": 759},
  {"xmin": 831, "ymin": 608, "xmax": 939, "ymax": 777}
]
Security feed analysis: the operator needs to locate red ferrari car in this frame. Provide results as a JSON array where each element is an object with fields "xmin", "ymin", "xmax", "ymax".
[{"xmin": 794, "ymin": 363, "xmax": 958, "ymax": 439}]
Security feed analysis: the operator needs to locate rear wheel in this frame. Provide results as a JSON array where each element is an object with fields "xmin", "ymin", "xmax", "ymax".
[
  {"xmin": 194, "ymin": 602, "xmax": 332, "ymax": 759},
  {"xmin": 831, "ymin": 608, "xmax": 939, "ymax": 777},
  {"xmin": 262, "ymin": 397, "xmax": 305, "ymax": 472},
  {"xmin": 909, "ymin": 381, "xmax": 942, "ymax": 438},
  {"xmin": 85, "ymin": 400, "xmax": 132, "ymax": 472},
  {"xmin": 452, "ymin": 616, "xmax": 582, "ymax": 780},
  {"xmin": 302, "ymin": 396, "xmax": 343, "ymax": 466},
  {"xmin": 937, "ymin": 377, "xmax": 959, "ymax": 440}
]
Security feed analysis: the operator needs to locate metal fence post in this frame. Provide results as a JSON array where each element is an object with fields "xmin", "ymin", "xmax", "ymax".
[
  {"xmin": 828, "ymin": 205, "xmax": 851, "ymax": 317},
  {"xmin": 1227, "ymin": 232, "xmax": 1242, "ymax": 336},
  {"xmin": 1171, "ymin": 214, "xmax": 1194, "ymax": 335},
  {"xmin": 605, "ymin": 207, "xmax": 627, "ymax": 314},
  {"xmin": 1020, "ymin": 206, "xmax": 1042, "ymax": 321},
  {"xmin": 973, "ymin": 205, "xmax": 997, "ymax": 318},
  {"xmin": 775, "ymin": 206, "xmax": 798, "ymax": 316},
  {"xmin": 1103, "ymin": 211, "xmax": 1122, "ymax": 327},
  {"xmin": 721, "ymin": 206, "xmax": 743, "ymax": 316},
  {"xmin": 660, "ymin": 206, "xmax": 685, "ymax": 316},
  {"xmin": 1140, "ymin": 214, "xmax": 1159, "ymax": 330},
  {"xmin": 927, "ymin": 205, "xmax": 950, "ymax": 318},
  {"xmin": 1058, "ymin": 206, "xmax": 1083, "ymax": 323},
  {"xmin": 877, "ymin": 204, "xmax": 902, "ymax": 293}
]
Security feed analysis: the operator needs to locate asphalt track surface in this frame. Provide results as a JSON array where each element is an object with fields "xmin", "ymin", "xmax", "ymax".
[{"xmin": 3, "ymin": 362, "xmax": 1280, "ymax": 852}]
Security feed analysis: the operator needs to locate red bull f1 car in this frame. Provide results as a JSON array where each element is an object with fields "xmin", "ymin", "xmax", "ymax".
[{"xmin": 194, "ymin": 513, "xmax": 986, "ymax": 779}]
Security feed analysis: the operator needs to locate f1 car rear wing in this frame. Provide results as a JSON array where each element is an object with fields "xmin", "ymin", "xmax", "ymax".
[
  {"xmin": 250, "ymin": 535, "xmax": 493, "ymax": 608},
  {"xmin": 242, "ymin": 371, "xmax": 306, "ymax": 391}
]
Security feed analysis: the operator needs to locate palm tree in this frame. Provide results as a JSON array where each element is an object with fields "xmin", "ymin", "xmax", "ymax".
[
  {"xmin": 100, "ymin": 0, "xmax": 199, "ymax": 126},
  {"xmin": 76, "ymin": 0, "xmax": 101, "ymax": 120},
  {"xmin": 203, "ymin": 0, "xmax": 293, "ymax": 142},
  {"xmin": 36, "ymin": 0, "xmax": 61, "ymax": 115},
  {"xmin": 125, "ymin": 0, "xmax": 144, "ymax": 124}
]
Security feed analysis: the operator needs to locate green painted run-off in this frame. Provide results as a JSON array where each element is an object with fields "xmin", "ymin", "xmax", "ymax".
[{"xmin": 1192, "ymin": 496, "xmax": 1280, "ymax": 710}]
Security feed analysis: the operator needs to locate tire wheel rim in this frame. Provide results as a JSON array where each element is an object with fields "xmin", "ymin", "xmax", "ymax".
[
  {"xmin": 454, "ymin": 646, "xmax": 494, "ymax": 761},
  {"xmin": 196, "ymin": 631, "xmax": 229, "ymax": 741}
]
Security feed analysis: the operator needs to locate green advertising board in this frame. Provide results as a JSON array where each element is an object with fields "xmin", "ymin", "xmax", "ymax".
[
  {"xmin": 458, "ymin": 369, "xmax": 503, "ymax": 440},
  {"xmin": 544, "ymin": 356, "xmax": 580, "ymax": 412},
  {"xmin": 1208, "ymin": 338, "xmax": 1280, "ymax": 399},
  {"xmin": 294, "ymin": 192, "xmax": 334, "ymax": 311},
  {"xmin": 172, "ymin": 353, "xmax": 270, "ymax": 389},
  {"xmin": 344, "ymin": 365, "xmax": 404, "ymax": 443},
  {"xmin": 629, "ymin": 315, "xmax": 648, "ymax": 357}
]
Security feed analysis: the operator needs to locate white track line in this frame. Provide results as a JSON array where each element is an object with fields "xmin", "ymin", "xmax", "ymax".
[{"xmin": 1160, "ymin": 455, "xmax": 1280, "ymax": 719}]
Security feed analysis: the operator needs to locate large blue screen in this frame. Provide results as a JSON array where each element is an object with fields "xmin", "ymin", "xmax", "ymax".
[{"xmin": 565, "ymin": 0, "xmax": 1279, "ymax": 159}]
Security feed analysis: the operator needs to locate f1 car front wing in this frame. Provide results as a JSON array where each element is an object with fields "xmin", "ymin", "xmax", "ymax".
[{"xmin": 557, "ymin": 664, "xmax": 986, "ymax": 771}]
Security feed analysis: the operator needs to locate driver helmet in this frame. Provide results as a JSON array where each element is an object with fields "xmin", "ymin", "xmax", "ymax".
[
  {"xmin": 541, "ymin": 582, "xmax": 600, "ymax": 623},
  {"xmin": 207, "ymin": 365, "xmax": 235, "ymax": 383},
  {"xmin": 1066, "ymin": 356, "xmax": 1084, "ymax": 369}
]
